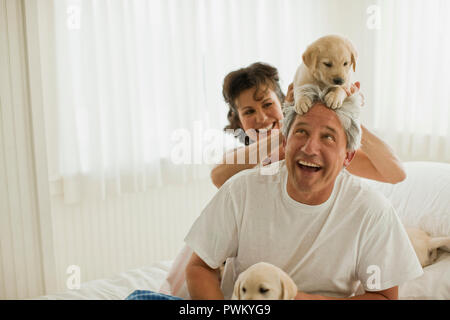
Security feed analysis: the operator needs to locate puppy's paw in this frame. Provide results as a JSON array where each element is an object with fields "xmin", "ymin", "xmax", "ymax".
[
  {"xmin": 295, "ymin": 96, "xmax": 313, "ymax": 115},
  {"xmin": 325, "ymin": 91, "xmax": 344, "ymax": 109}
]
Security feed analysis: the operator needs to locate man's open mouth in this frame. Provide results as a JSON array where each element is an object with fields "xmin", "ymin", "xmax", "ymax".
[{"xmin": 297, "ymin": 160, "xmax": 322, "ymax": 172}]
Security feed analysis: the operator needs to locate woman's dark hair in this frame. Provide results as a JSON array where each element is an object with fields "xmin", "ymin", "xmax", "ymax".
[{"xmin": 222, "ymin": 62, "xmax": 285, "ymax": 144}]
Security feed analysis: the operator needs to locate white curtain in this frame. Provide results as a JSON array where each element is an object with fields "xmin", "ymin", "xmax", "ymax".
[
  {"xmin": 371, "ymin": 0, "xmax": 450, "ymax": 162},
  {"xmin": 42, "ymin": 0, "xmax": 340, "ymax": 203},
  {"xmin": 37, "ymin": 0, "xmax": 449, "ymax": 203}
]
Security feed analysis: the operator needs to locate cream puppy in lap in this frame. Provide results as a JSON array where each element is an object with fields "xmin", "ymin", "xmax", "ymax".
[
  {"xmin": 293, "ymin": 35, "xmax": 358, "ymax": 114},
  {"xmin": 232, "ymin": 262, "xmax": 297, "ymax": 300},
  {"xmin": 406, "ymin": 227, "xmax": 450, "ymax": 268}
]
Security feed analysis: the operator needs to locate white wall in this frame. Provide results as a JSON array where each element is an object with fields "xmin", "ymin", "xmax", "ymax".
[{"xmin": 49, "ymin": 178, "xmax": 217, "ymax": 294}]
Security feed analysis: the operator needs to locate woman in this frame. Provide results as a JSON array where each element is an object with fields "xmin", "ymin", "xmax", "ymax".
[
  {"xmin": 159, "ymin": 62, "xmax": 406, "ymax": 299},
  {"xmin": 211, "ymin": 62, "xmax": 406, "ymax": 188}
]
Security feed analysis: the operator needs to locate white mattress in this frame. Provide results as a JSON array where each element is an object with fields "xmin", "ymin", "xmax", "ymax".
[{"xmin": 34, "ymin": 250, "xmax": 450, "ymax": 300}]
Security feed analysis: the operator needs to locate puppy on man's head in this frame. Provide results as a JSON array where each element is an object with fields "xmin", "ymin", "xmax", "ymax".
[
  {"xmin": 293, "ymin": 34, "xmax": 358, "ymax": 114},
  {"xmin": 232, "ymin": 262, "xmax": 297, "ymax": 300}
]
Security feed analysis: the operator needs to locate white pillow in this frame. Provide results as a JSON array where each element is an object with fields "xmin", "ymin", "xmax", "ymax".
[{"xmin": 361, "ymin": 161, "xmax": 450, "ymax": 251}]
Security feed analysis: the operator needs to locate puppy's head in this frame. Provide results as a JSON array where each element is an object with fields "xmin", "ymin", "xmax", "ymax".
[
  {"xmin": 406, "ymin": 228, "xmax": 450, "ymax": 267},
  {"xmin": 302, "ymin": 35, "xmax": 358, "ymax": 87},
  {"xmin": 231, "ymin": 262, "xmax": 297, "ymax": 300}
]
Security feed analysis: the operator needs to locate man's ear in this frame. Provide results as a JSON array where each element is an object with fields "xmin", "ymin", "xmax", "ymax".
[{"xmin": 344, "ymin": 150, "xmax": 356, "ymax": 167}]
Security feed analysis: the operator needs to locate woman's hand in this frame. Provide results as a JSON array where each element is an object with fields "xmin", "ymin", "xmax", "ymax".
[
  {"xmin": 261, "ymin": 128, "xmax": 285, "ymax": 166},
  {"xmin": 344, "ymin": 81, "xmax": 365, "ymax": 106},
  {"xmin": 285, "ymin": 83, "xmax": 294, "ymax": 104},
  {"xmin": 262, "ymin": 144, "xmax": 285, "ymax": 166}
]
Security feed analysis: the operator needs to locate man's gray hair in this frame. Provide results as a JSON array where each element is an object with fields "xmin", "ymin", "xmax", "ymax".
[{"xmin": 281, "ymin": 85, "xmax": 362, "ymax": 151}]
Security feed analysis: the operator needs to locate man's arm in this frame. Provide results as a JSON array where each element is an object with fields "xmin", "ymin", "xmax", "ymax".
[
  {"xmin": 295, "ymin": 286, "xmax": 398, "ymax": 300},
  {"xmin": 185, "ymin": 252, "xmax": 224, "ymax": 300}
]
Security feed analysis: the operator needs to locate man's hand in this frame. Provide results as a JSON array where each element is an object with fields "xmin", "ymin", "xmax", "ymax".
[
  {"xmin": 294, "ymin": 286, "xmax": 398, "ymax": 300},
  {"xmin": 294, "ymin": 291, "xmax": 316, "ymax": 300}
]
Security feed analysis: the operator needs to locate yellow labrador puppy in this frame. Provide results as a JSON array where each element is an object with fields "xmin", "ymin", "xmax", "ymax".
[
  {"xmin": 293, "ymin": 35, "xmax": 358, "ymax": 114},
  {"xmin": 232, "ymin": 262, "xmax": 297, "ymax": 300},
  {"xmin": 406, "ymin": 227, "xmax": 450, "ymax": 267}
]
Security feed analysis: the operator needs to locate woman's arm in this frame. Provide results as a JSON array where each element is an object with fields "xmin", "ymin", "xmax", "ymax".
[
  {"xmin": 346, "ymin": 125, "xmax": 406, "ymax": 183},
  {"xmin": 212, "ymin": 82, "xmax": 406, "ymax": 187},
  {"xmin": 343, "ymin": 82, "xmax": 406, "ymax": 184},
  {"xmin": 211, "ymin": 131, "xmax": 284, "ymax": 188}
]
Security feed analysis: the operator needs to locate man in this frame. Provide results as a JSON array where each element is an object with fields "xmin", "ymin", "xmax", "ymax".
[{"xmin": 184, "ymin": 86, "xmax": 423, "ymax": 300}]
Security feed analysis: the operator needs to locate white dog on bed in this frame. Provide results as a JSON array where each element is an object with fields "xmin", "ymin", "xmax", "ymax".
[
  {"xmin": 293, "ymin": 34, "xmax": 358, "ymax": 114},
  {"xmin": 406, "ymin": 227, "xmax": 450, "ymax": 267},
  {"xmin": 231, "ymin": 262, "xmax": 297, "ymax": 300}
]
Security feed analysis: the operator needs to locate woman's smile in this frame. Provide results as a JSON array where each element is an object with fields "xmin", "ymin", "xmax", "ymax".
[{"xmin": 235, "ymin": 87, "xmax": 284, "ymax": 141}]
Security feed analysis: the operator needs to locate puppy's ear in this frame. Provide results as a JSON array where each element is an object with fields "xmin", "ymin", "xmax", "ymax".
[
  {"xmin": 302, "ymin": 45, "xmax": 319, "ymax": 71},
  {"xmin": 351, "ymin": 52, "xmax": 357, "ymax": 72},
  {"xmin": 344, "ymin": 38, "xmax": 358, "ymax": 72},
  {"xmin": 232, "ymin": 276, "xmax": 241, "ymax": 300},
  {"xmin": 428, "ymin": 237, "xmax": 450, "ymax": 250},
  {"xmin": 279, "ymin": 271, "xmax": 297, "ymax": 300}
]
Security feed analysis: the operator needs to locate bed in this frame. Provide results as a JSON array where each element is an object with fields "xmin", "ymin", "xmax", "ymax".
[
  {"xmin": 34, "ymin": 252, "xmax": 450, "ymax": 300},
  {"xmin": 34, "ymin": 162, "xmax": 450, "ymax": 300}
]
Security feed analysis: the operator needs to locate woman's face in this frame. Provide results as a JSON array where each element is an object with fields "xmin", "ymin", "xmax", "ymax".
[{"xmin": 235, "ymin": 87, "xmax": 284, "ymax": 141}]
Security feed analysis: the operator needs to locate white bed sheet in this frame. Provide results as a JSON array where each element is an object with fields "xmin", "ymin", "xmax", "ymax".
[
  {"xmin": 34, "ymin": 261, "xmax": 172, "ymax": 300},
  {"xmin": 399, "ymin": 250, "xmax": 450, "ymax": 300},
  {"xmin": 34, "ymin": 251, "xmax": 450, "ymax": 300}
]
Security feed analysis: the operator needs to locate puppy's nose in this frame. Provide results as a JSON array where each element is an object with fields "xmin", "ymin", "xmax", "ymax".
[{"xmin": 333, "ymin": 78, "xmax": 344, "ymax": 85}]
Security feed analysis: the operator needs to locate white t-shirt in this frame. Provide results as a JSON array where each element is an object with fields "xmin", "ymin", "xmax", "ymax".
[{"xmin": 184, "ymin": 160, "xmax": 423, "ymax": 299}]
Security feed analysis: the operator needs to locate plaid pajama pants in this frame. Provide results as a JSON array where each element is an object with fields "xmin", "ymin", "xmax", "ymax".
[{"xmin": 125, "ymin": 290, "xmax": 183, "ymax": 300}]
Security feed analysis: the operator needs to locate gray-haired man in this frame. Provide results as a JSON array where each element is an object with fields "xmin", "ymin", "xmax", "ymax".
[{"xmin": 185, "ymin": 86, "xmax": 423, "ymax": 300}]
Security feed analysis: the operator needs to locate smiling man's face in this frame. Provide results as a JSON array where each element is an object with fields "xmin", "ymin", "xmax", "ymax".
[{"xmin": 284, "ymin": 103, "xmax": 355, "ymax": 205}]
